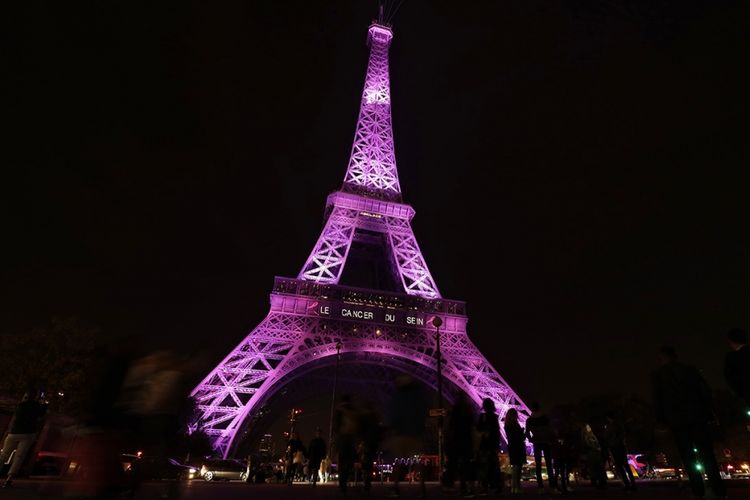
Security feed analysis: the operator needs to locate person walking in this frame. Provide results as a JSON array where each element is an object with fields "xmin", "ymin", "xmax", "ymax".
[
  {"xmin": 652, "ymin": 346, "xmax": 726, "ymax": 500},
  {"xmin": 307, "ymin": 428, "xmax": 326, "ymax": 485},
  {"xmin": 335, "ymin": 395, "xmax": 358, "ymax": 493},
  {"xmin": 476, "ymin": 398, "xmax": 502, "ymax": 496},
  {"xmin": 603, "ymin": 411, "xmax": 636, "ymax": 491},
  {"xmin": 525, "ymin": 402, "xmax": 557, "ymax": 492},
  {"xmin": 581, "ymin": 423, "xmax": 606, "ymax": 489},
  {"xmin": 553, "ymin": 432, "xmax": 575, "ymax": 494},
  {"xmin": 383, "ymin": 375, "xmax": 428, "ymax": 498},
  {"xmin": 503, "ymin": 408, "xmax": 526, "ymax": 495},
  {"xmin": 724, "ymin": 328, "xmax": 750, "ymax": 408},
  {"xmin": 320, "ymin": 455, "xmax": 331, "ymax": 483},
  {"xmin": 285, "ymin": 432, "xmax": 305, "ymax": 484},
  {"xmin": 0, "ymin": 392, "xmax": 47, "ymax": 488},
  {"xmin": 445, "ymin": 393, "xmax": 476, "ymax": 496},
  {"xmin": 357, "ymin": 400, "xmax": 381, "ymax": 493}
]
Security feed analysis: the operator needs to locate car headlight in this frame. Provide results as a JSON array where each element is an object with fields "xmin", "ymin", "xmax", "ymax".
[{"xmin": 189, "ymin": 468, "xmax": 197, "ymax": 474}]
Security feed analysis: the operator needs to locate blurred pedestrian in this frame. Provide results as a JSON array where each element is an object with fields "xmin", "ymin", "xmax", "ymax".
[
  {"xmin": 525, "ymin": 402, "xmax": 557, "ymax": 492},
  {"xmin": 552, "ymin": 433, "xmax": 574, "ymax": 493},
  {"xmin": 476, "ymin": 398, "xmax": 501, "ymax": 496},
  {"xmin": 445, "ymin": 393, "xmax": 476, "ymax": 496},
  {"xmin": 503, "ymin": 408, "xmax": 525, "ymax": 495},
  {"xmin": 357, "ymin": 400, "xmax": 382, "ymax": 493},
  {"xmin": 307, "ymin": 428, "xmax": 326, "ymax": 485},
  {"xmin": 335, "ymin": 395, "xmax": 358, "ymax": 493},
  {"xmin": 0, "ymin": 392, "xmax": 47, "ymax": 487},
  {"xmin": 320, "ymin": 455, "xmax": 331, "ymax": 483},
  {"xmin": 603, "ymin": 411, "xmax": 636, "ymax": 491},
  {"xmin": 119, "ymin": 350, "xmax": 187, "ymax": 457},
  {"xmin": 652, "ymin": 346, "xmax": 726, "ymax": 499},
  {"xmin": 724, "ymin": 328, "xmax": 750, "ymax": 407},
  {"xmin": 581, "ymin": 423, "xmax": 606, "ymax": 489},
  {"xmin": 285, "ymin": 431, "xmax": 305, "ymax": 484},
  {"xmin": 553, "ymin": 421, "xmax": 581, "ymax": 493},
  {"xmin": 383, "ymin": 375, "xmax": 428, "ymax": 498}
]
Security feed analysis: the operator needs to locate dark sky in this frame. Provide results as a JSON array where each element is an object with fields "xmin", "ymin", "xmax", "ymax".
[{"xmin": 6, "ymin": 1, "xmax": 750, "ymax": 411}]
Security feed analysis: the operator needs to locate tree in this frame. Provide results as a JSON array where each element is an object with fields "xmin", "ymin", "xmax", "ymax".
[{"xmin": 1, "ymin": 317, "xmax": 98, "ymax": 413}]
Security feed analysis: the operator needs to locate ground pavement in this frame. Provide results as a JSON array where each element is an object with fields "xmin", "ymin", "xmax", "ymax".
[{"xmin": 1, "ymin": 479, "xmax": 749, "ymax": 499}]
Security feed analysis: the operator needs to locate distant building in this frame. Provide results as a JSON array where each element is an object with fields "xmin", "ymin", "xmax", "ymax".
[{"xmin": 258, "ymin": 433, "xmax": 274, "ymax": 462}]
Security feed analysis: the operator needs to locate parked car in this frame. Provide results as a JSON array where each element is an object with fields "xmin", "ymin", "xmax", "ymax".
[
  {"xmin": 30, "ymin": 451, "xmax": 70, "ymax": 477},
  {"xmin": 722, "ymin": 462, "xmax": 750, "ymax": 479},
  {"xmin": 651, "ymin": 466, "xmax": 681, "ymax": 479},
  {"xmin": 129, "ymin": 456, "xmax": 199, "ymax": 480},
  {"xmin": 199, "ymin": 459, "xmax": 248, "ymax": 481}
]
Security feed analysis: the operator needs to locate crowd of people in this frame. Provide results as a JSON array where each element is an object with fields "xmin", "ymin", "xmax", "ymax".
[
  {"xmin": 0, "ymin": 329, "xmax": 747, "ymax": 500},
  {"xmin": 274, "ymin": 330, "xmax": 749, "ymax": 499}
]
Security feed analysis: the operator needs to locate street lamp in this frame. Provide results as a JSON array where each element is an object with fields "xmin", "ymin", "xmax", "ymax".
[
  {"xmin": 288, "ymin": 407, "xmax": 302, "ymax": 436},
  {"xmin": 431, "ymin": 316, "xmax": 445, "ymax": 482},
  {"xmin": 327, "ymin": 340, "xmax": 343, "ymax": 458}
]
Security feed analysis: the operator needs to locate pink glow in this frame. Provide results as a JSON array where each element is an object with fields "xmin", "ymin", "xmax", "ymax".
[
  {"xmin": 189, "ymin": 22, "xmax": 528, "ymax": 457},
  {"xmin": 342, "ymin": 24, "xmax": 400, "ymax": 200}
]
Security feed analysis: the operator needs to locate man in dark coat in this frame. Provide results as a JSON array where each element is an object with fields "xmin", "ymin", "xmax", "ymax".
[
  {"xmin": 724, "ymin": 328, "xmax": 750, "ymax": 407},
  {"xmin": 525, "ymin": 402, "xmax": 557, "ymax": 492},
  {"xmin": 307, "ymin": 428, "xmax": 326, "ymax": 485},
  {"xmin": 445, "ymin": 393, "xmax": 476, "ymax": 495},
  {"xmin": 0, "ymin": 392, "xmax": 47, "ymax": 487},
  {"xmin": 357, "ymin": 401, "xmax": 381, "ymax": 493},
  {"xmin": 335, "ymin": 396, "xmax": 358, "ymax": 493},
  {"xmin": 652, "ymin": 346, "xmax": 726, "ymax": 499},
  {"xmin": 603, "ymin": 412, "xmax": 636, "ymax": 491},
  {"xmin": 285, "ymin": 432, "xmax": 305, "ymax": 484},
  {"xmin": 476, "ymin": 398, "xmax": 502, "ymax": 495}
]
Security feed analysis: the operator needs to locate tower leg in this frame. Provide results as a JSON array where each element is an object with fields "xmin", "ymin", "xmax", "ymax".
[
  {"xmin": 299, "ymin": 207, "xmax": 358, "ymax": 283},
  {"xmin": 385, "ymin": 218, "xmax": 440, "ymax": 298}
]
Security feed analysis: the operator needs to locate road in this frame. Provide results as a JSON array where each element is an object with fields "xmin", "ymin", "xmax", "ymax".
[{"xmin": 3, "ymin": 479, "xmax": 749, "ymax": 499}]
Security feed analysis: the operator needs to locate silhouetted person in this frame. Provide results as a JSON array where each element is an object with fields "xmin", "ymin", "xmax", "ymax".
[
  {"xmin": 320, "ymin": 455, "xmax": 331, "ymax": 483},
  {"xmin": 335, "ymin": 395, "xmax": 358, "ymax": 493},
  {"xmin": 553, "ymin": 431, "xmax": 576, "ymax": 494},
  {"xmin": 0, "ymin": 392, "xmax": 47, "ymax": 487},
  {"xmin": 285, "ymin": 432, "xmax": 305, "ymax": 484},
  {"xmin": 384, "ymin": 375, "xmax": 427, "ymax": 498},
  {"xmin": 504, "ymin": 408, "xmax": 525, "ymax": 495},
  {"xmin": 603, "ymin": 411, "xmax": 636, "ymax": 491},
  {"xmin": 581, "ymin": 423, "xmax": 606, "ymax": 489},
  {"xmin": 476, "ymin": 398, "xmax": 501, "ymax": 495},
  {"xmin": 445, "ymin": 393, "xmax": 476, "ymax": 496},
  {"xmin": 307, "ymin": 428, "xmax": 326, "ymax": 485},
  {"xmin": 357, "ymin": 400, "xmax": 381, "ymax": 492},
  {"xmin": 525, "ymin": 402, "xmax": 557, "ymax": 492},
  {"xmin": 724, "ymin": 328, "xmax": 750, "ymax": 407},
  {"xmin": 652, "ymin": 346, "xmax": 726, "ymax": 499}
]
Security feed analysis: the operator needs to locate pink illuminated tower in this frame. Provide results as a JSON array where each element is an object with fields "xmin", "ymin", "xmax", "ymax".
[{"xmin": 190, "ymin": 19, "xmax": 528, "ymax": 457}]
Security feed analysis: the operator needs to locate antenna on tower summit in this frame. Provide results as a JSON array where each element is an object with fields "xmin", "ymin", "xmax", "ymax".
[{"xmin": 380, "ymin": 0, "xmax": 407, "ymax": 25}]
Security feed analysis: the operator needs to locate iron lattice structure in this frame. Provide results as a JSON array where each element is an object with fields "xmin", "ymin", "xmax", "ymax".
[{"xmin": 191, "ymin": 23, "xmax": 528, "ymax": 457}]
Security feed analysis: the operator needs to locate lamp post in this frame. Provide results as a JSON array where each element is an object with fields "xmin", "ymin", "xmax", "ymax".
[
  {"xmin": 328, "ymin": 340, "xmax": 343, "ymax": 458},
  {"xmin": 431, "ymin": 316, "xmax": 444, "ymax": 482}
]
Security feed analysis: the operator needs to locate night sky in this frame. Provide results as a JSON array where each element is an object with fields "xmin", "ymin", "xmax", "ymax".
[{"xmin": 6, "ymin": 1, "xmax": 750, "ymax": 414}]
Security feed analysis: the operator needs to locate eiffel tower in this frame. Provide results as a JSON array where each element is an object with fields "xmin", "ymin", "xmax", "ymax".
[{"xmin": 191, "ymin": 17, "xmax": 528, "ymax": 458}]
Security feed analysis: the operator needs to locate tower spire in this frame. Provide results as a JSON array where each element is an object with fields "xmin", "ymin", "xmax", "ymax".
[{"xmin": 341, "ymin": 23, "xmax": 402, "ymax": 202}]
